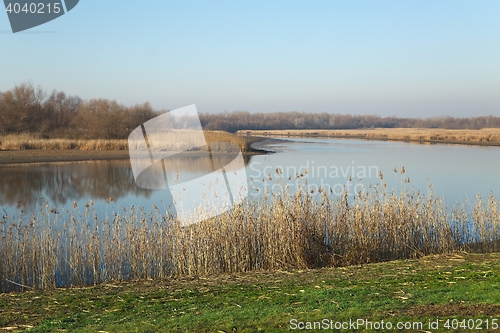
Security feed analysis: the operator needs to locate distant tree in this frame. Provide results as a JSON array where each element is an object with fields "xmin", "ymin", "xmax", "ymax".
[
  {"xmin": 0, "ymin": 91, "xmax": 5, "ymax": 134},
  {"xmin": 44, "ymin": 90, "xmax": 81, "ymax": 129},
  {"xmin": 75, "ymin": 99, "xmax": 128, "ymax": 139},
  {"xmin": 126, "ymin": 102, "xmax": 158, "ymax": 131},
  {"xmin": 0, "ymin": 82, "xmax": 47, "ymax": 134},
  {"xmin": 3, "ymin": 82, "xmax": 500, "ymax": 137}
]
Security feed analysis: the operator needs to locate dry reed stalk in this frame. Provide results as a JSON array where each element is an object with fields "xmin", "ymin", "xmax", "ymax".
[
  {"xmin": 1, "ymin": 174, "xmax": 500, "ymax": 293},
  {"xmin": 0, "ymin": 132, "xmax": 251, "ymax": 152},
  {"xmin": 241, "ymin": 128, "xmax": 500, "ymax": 144}
]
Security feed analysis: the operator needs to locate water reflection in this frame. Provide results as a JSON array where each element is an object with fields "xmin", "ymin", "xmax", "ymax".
[
  {"xmin": 2, "ymin": 137, "xmax": 499, "ymax": 216},
  {"xmin": 0, "ymin": 160, "xmax": 144, "ymax": 209},
  {"xmin": 0, "ymin": 154, "xmax": 253, "ymax": 212}
]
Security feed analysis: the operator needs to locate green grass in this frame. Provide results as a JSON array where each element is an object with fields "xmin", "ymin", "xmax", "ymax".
[{"xmin": 1, "ymin": 252, "xmax": 499, "ymax": 332}]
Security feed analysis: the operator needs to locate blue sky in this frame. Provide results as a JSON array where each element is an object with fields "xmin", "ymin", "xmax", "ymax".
[{"xmin": 1, "ymin": 1, "xmax": 499, "ymax": 117}]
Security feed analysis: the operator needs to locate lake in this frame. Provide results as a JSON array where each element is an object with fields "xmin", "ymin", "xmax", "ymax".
[
  {"xmin": 1, "ymin": 137, "xmax": 499, "ymax": 219},
  {"xmin": 2, "ymin": 136, "xmax": 500, "ymax": 292}
]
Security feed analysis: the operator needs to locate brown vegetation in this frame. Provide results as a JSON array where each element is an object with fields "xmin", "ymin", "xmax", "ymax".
[
  {"xmin": 201, "ymin": 111, "xmax": 500, "ymax": 132},
  {"xmin": 0, "ymin": 133, "xmax": 128, "ymax": 151},
  {"xmin": 2, "ymin": 83, "xmax": 500, "ymax": 140},
  {"xmin": 241, "ymin": 128, "xmax": 500, "ymax": 145},
  {"xmin": 1, "ymin": 171, "xmax": 499, "ymax": 292},
  {"xmin": 0, "ymin": 131, "xmax": 258, "ymax": 153},
  {"xmin": 0, "ymin": 83, "xmax": 160, "ymax": 140}
]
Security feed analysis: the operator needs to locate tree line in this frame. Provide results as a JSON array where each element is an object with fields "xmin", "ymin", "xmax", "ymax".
[
  {"xmin": 1, "ymin": 82, "xmax": 499, "ymax": 138},
  {"xmin": 0, "ymin": 83, "xmax": 161, "ymax": 139},
  {"xmin": 201, "ymin": 111, "xmax": 500, "ymax": 132}
]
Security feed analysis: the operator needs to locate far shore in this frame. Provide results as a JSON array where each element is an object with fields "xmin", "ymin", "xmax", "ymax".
[
  {"xmin": 4, "ymin": 127, "xmax": 499, "ymax": 165},
  {"xmin": 0, "ymin": 136, "xmax": 277, "ymax": 166},
  {"xmin": 239, "ymin": 128, "xmax": 500, "ymax": 147}
]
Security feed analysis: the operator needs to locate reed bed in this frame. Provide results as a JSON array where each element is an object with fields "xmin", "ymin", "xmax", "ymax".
[
  {"xmin": 0, "ymin": 134, "xmax": 128, "ymax": 151},
  {"xmin": 0, "ymin": 132, "xmax": 253, "ymax": 152},
  {"xmin": 1, "ymin": 173, "xmax": 499, "ymax": 293},
  {"xmin": 204, "ymin": 131, "xmax": 254, "ymax": 152},
  {"xmin": 241, "ymin": 128, "xmax": 500, "ymax": 145}
]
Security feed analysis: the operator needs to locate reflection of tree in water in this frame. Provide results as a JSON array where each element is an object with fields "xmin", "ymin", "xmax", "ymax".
[
  {"xmin": 0, "ymin": 155, "xmax": 254, "ymax": 210},
  {"xmin": 0, "ymin": 160, "xmax": 153, "ymax": 209}
]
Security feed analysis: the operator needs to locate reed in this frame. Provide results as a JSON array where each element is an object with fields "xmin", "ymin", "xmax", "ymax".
[
  {"xmin": 0, "ymin": 131, "xmax": 254, "ymax": 152},
  {"xmin": 1, "ymin": 173, "xmax": 499, "ymax": 293},
  {"xmin": 241, "ymin": 128, "xmax": 500, "ymax": 145},
  {"xmin": 0, "ymin": 134, "xmax": 128, "ymax": 151},
  {"xmin": 204, "ymin": 131, "xmax": 251, "ymax": 152}
]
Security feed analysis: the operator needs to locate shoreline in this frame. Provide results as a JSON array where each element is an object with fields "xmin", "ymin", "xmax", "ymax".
[
  {"xmin": 0, "ymin": 137, "xmax": 273, "ymax": 166},
  {"xmin": 5, "ymin": 127, "xmax": 498, "ymax": 165},
  {"xmin": 239, "ymin": 128, "xmax": 500, "ymax": 147}
]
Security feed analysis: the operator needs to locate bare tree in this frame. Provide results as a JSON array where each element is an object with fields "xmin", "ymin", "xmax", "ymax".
[
  {"xmin": 0, "ymin": 90, "xmax": 5, "ymax": 134},
  {"xmin": 45, "ymin": 90, "xmax": 81, "ymax": 129},
  {"xmin": 76, "ymin": 99, "xmax": 128, "ymax": 139},
  {"xmin": 126, "ymin": 102, "xmax": 158, "ymax": 131},
  {"xmin": 0, "ymin": 82, "xmax": 47, "ymax": 134}
]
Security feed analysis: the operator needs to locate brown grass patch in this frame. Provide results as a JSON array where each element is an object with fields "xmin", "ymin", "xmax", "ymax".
[
  {"xmin": 0, "ymin": 134, "xmax": 128, "ymax": 151},
  {"xmin": 0, "ymin": 132, "xmax": 257, "ymax": 152},
  {"xmin": 240, "ymin": 128, "xmax": 500, "ymax": 145}
]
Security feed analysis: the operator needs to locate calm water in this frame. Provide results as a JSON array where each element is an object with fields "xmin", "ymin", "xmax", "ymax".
[{"xmin": 1, "ymin": 137, "xmax": 499, "ymax": 218}]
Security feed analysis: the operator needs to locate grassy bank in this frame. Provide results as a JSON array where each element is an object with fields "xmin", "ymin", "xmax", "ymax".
[
  {"xmin": 0, "ymin": 131, "xmax": 260, "ymax": 153},
  {"xmin": 1, "ymin": 252, "xmax": 499, "ymax": 332},
  {"xmin": 240, "ymin": 128, "xmax": 500, "ymax": 146}
]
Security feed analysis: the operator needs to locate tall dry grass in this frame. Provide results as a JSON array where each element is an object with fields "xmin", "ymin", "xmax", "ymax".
[
  {"xmin": 0, "ymin": 133, "xmax": 128, "ymax": 151},
  {"xmin": 204, "ymin": 131, "xmax": 254, "ymax": 152},
  {"xmin": 241, "ymin": 128, "xmax": 500, "ymax": 144},
  {"xmin": 1, "ymin": 172, "xmax": 499, "ymax": 293},
  {"xmin": 0, "ymin": 132, "xmax": 253, "ymax": 152}
]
